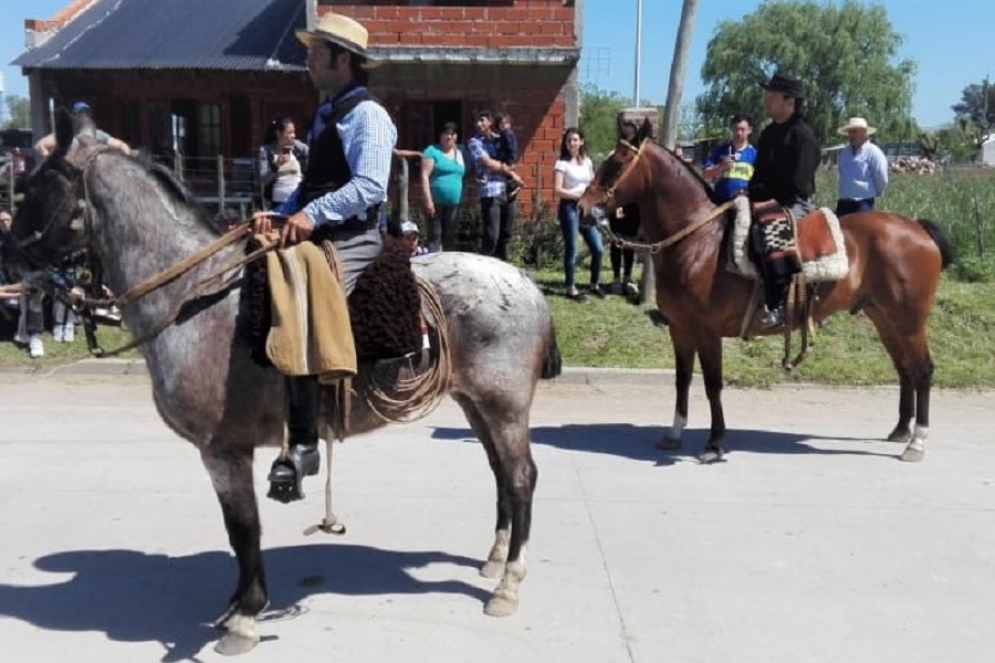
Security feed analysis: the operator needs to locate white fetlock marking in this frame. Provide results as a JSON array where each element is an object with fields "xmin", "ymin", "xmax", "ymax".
[
  {"xmin": 913, "ymin": 425, "xmax": 929, "ymax": 443},
  {"xmin": 488, "ymin": 529, "xmax": 511, "ymax": 562},
  {"xmin": 668, "ymin": 412, "xmax": 687, "ymax": 441}
]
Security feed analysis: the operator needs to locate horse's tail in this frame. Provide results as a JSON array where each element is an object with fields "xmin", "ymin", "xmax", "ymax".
[
  {"xmin": 918, "ymin": 219, "xmax": 955, "ymax": 270},
  {"xmin": 541, "ymin": 320, "xmax": 563, "ymax": 380}
]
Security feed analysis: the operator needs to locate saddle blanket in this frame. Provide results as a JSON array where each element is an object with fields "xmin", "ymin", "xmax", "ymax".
[{"xmin": 726, "ymin": 196, "xmax": 849, "ymax": 282}]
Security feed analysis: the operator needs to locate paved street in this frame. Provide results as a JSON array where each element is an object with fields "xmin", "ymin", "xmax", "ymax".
[{"xmin": 1, "ymin": 372, "xmax": 993, "ymax": 662}]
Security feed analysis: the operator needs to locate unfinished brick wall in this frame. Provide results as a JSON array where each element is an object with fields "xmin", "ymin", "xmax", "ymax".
[{"xmin": 324, "ymin": 1, "xmax": 575, "ymax": 48}]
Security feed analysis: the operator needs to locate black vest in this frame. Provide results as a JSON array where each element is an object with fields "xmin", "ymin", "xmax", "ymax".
[{"xmin": 300, "ymin": 87, "xmax": 383, "ymax": 225}]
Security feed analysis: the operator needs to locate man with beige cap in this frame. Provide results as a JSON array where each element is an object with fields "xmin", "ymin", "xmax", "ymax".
[
  {"xmin": 835, "ymin": 117, "xmax": 889, "ymax": 216},
  {"xmin": 252, "ymin": 11, "xmax": 397, "ymax": 502}
]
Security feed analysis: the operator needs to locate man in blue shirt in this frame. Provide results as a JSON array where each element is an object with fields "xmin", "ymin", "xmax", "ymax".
[
  {"xmin": 252, "ymin": 11, "xmax": 397, "ymax": 502},
  {"xmin": 467, "ymin": 110, "xmax": 525, "ymax": 262},
  {"xmin": 702, "ymin": 114, "xmax": 757, "ymax": 201},
  {"xmin": 835, "ymin": 117, "xmax": 889, "ymax": 216}
]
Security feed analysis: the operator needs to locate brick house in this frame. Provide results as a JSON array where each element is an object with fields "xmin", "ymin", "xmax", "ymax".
[{"xmin": 13, "ymin": 0, "xmax": 581, "ymax": 215}]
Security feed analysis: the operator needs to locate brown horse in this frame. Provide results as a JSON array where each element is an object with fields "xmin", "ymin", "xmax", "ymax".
[{"xmin": 578, "ymin": 122, "xmax": 954, "ymax": 464}]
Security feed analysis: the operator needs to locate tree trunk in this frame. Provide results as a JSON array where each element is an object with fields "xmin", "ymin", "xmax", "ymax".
[{"xmin": 638, "ymin": 0, "xmax": 698, "ymax": 305}]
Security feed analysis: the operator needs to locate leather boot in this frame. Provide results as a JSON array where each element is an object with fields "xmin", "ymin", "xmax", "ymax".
[{"xmin": 268, "ymin": 376, "xmax": 321, "ymax": 503}]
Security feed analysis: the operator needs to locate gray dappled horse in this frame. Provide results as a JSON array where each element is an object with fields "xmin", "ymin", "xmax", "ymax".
[{"xmin": 5, "ymin": 110, "xmax": 561, "ymax": 654}]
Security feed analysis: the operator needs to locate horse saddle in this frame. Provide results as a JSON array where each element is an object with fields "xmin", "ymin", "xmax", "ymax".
[
  {"xmin": 242, "ymin": 236, "xmax": 424, "ymax": 375},
  {"xmin": 726, "ymin": 196, "xmax": 849, "ymax": 283}
]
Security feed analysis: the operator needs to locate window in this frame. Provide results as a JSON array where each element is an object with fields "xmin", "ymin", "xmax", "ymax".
[
  {"xmin": 198, "ymin": 104, "xmax": 222, "ymax": 157},
  {"xmin": 399, "ymin": 100, "xmax": 464, "ymax": 154}
]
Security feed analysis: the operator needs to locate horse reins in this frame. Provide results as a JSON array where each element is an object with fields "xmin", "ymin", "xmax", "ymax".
[{"xmin": 49, "ymin": 146, "xmax": 283, "ymax": 356}]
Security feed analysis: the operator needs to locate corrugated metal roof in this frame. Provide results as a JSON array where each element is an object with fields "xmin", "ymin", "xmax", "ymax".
[{"xmin": 13, "ymin": 0, "xmax": 307, "ymax": 72}]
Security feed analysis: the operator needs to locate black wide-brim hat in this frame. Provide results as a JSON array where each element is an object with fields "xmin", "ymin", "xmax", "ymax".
[{"xmin": 761, "ymin": 73, "xmax": 805, "ymax": 100}]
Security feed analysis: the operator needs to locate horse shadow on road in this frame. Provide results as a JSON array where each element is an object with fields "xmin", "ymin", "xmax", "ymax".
[
  {"xmin": 431, "ymin": 423, "xmax": 896, "ymax": 466},
  {"xmin": 0, "ymin": 543, "xmax": 489, "ymax": 662}
]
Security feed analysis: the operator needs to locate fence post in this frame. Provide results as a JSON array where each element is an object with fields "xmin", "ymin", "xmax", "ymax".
[
  {"xmin": 974, "ymin": 194, "xmax": 985, "ymax": 257},
  {"xmin": 217, "ymin": 155, "xmax": 225, "ymax": 210},
  {"xmin": 397, "ymin": 156, "xmax": 410, "ymax": 227}
]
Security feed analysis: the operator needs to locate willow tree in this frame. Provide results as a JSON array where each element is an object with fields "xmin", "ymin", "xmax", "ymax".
[{"xmin": 696, "ymin": 0, "xmax": 917, "ymax": 144}]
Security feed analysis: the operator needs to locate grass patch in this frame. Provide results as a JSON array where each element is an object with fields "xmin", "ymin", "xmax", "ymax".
[{"xmin": 0, "ymin": 321, "xmax": 141, "ymax": 368}]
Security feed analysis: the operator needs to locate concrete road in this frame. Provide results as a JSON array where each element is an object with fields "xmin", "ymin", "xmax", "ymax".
[{"xmin": 0, "ymin": 373, "xmax": 993, "ymax": 662}]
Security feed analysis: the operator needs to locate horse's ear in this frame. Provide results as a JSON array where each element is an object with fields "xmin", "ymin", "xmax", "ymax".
[
  {"xmin": 54, "ymin": 107, "xmax": 74, "ymax": 153},
  {"xmin": 616, "ymin": 115, "xmax": 625, "ymax": 139},
  {"xmin": 638, "ymin": 118, "xmax": 653, "ymax": 144}
]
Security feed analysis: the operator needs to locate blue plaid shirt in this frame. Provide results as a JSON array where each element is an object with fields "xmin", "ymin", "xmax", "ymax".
[
  {"xmin": 468, "ymin": 133, "xmax": 506, "ymax": 199},
  {"xmin": 275, "ymin": 86, "xmax": 397, "ymax": 226}
]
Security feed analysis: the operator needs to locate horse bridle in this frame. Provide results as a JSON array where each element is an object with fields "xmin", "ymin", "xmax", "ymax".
[
  {"xmin": 588, "ymin": 138, "xmax": 643, "ymax": 217},
  {"xmin": 587, "ymin": 139, "xmax": 734, "ymax": 254}
]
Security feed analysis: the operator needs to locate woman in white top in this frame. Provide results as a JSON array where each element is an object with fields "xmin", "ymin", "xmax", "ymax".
[
  {"xmin": 258, "ymin": 117, "xmax": 309, "ymax": 210},
  {"xmin": 553, "ymin": 127, "xmax": 604, "ymax": 302}
]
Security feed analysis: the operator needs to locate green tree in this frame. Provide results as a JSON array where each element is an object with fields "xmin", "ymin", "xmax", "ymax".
[
  {"xmin": 578, "ymin": 85, "xmax": 629, "ymax": 159},
  {"xmin": 952, "ymin": 78, "xmax": 994, "ymax": 148},
  {"xmin": 3, "ymin": 94, "xmax": 31, "ymax": 129},
  {"xmin": 696, "ymin": 1, "xmax": 917, "ymax": 145}
]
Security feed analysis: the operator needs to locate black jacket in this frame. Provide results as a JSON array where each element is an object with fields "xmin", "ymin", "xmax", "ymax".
[{"xmin": 748, "ymin": 113, "xmax": 820, "ymax": 206}]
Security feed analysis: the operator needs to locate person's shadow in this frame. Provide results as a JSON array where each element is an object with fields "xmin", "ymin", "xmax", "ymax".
[
  {"xmin": 0, "ymin": 543, "xmax": 489, "ymax": 662},
  {"xmin": 431, "ymin": 423, "xmax": 895, "ymax": 466}
]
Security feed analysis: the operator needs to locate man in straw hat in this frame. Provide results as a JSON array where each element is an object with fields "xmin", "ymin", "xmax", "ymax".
[
  {"xmin": 252, "ymin": 11, "xmax": 397, "ymax": 502},
  {"xmin": 748, "ymin": 72, "xmax": 821, "ymax": 328},
  {"xmin": 835, "ymin": 117, "xmax": 888, "ymax": 216}
]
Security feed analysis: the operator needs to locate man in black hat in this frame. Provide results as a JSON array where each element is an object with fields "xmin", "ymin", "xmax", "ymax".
[{"xmin": 748, "ymin": 73, "xmax": 821, "ymax": 328}]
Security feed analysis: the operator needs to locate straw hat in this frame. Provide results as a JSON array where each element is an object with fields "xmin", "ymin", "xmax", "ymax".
[
  {"xmin": 296, "ymin": 12, "xmax": 378, "ymax": 67},
  {"xmin": 838, "ymin": 117, "xmax": 877, "ymax": 136}
]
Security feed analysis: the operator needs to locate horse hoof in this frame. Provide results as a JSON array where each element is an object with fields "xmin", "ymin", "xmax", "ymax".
[
  {"xmin": 698, "ymin": 447, "xmax": 725, "ymax": 464},
  {"xmin": 214, "ymin": 632, "xmax": 260, "ymax": 656},
  {"xmin": 899, "ymin": 447, "xmax": 925, "ymax": 463},
  {"xmin": 483, "ymin": 594, "xmax": 518, "ymax": 618},
  {"xmin": 657, "ymin": 436, "xmax": 681, "ymax": 451},
  {"xmin": 887, "ymin": 426, "xmax": 912, "ymax": 443},
  {"xmin": 480, "ymin": 560, "xmax": 505, "ymax": 579}
]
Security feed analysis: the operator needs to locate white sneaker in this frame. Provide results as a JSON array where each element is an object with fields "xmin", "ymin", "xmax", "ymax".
[
  {"xmin": 63, "ymin": 323, "xmax": 75, "ymax": 343},
  {"xmin": 29, "ymin": 334, "xmax": 44, "ymax": 358},
  {"xmin": 13, "ymin": 331, "xmax": 29, "ymax": 345},
  {"xmin": 53, "ymin": 324, "xmax": 64, "ymax": 342}
]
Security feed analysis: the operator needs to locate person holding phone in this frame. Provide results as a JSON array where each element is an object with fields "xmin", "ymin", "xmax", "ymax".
[
  {"xmin": 702, "ymin": 114, "xmax": 756, "ymax": 202},
  {"xmin": 258, "ymin": 117, "xmax": 309, "ymax": 209}
]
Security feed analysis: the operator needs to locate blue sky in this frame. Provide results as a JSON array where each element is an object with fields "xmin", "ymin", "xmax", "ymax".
[{"xmin": 1, "ymin": 0, "xmax": 990, "ymax": 129}]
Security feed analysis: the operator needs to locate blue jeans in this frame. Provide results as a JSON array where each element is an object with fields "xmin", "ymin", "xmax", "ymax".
[{"xmin": 558, "ymin": 200, "xmax": 604, "ymax": 288}]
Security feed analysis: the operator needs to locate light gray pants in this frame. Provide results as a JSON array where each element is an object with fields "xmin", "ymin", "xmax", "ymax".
[{"xmin": 331, "ymin": 227, "xmax": 383, "ymax": 295}]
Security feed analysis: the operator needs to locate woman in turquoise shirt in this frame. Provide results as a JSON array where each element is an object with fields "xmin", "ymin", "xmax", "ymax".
[{"xmin": 420, "ymin": 122, "xmax": 466, "ymax": 251}]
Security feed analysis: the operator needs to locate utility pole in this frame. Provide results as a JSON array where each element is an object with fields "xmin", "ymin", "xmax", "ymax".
[
  {"xmin": 633, "ymin": 0, "xmax": 643, "ymax": 106},
  {"xmin": 637, "ymin": 0, "xmax": 699, "ymax": 305}
]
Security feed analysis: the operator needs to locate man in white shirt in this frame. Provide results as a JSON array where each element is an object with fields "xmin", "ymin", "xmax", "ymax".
[{"xmin": 835, "ymin": 117, "xmax": 889, "ymax": 216}]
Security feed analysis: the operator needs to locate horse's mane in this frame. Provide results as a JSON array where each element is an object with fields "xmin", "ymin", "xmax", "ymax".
[
  {"xmin": 140, "ymin": 155, "xmax": 203, "ymax": 207},
  {"xmin": 653, "ymin": 142, "xmax": 724, "ymax": 206},
  {"xmin": 119, "ymin": 152, "xmax": 225, "ymax": 236}
]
